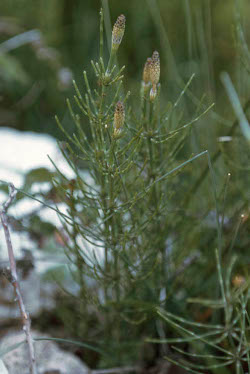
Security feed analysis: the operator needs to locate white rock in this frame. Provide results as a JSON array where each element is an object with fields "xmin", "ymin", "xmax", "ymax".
[
  {"xmin": 0, "ymin": 359, "xmax": 9, "ymax": 374},
  {"xmin": 0, "ymin": 127, "xmax": 74, "ymax": 270},
  {"xmin": 0, "ymin": 269, "xmax": 57, "ymax": 319},
  {"xmin": 0, "ymin": 127, "xmax": 74, "ymax": 185}
]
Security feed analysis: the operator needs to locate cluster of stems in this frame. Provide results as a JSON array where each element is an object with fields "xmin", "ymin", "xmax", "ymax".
[{"xmin": 54, "ymin": 9, "xmax": 214, "ymax": 363}]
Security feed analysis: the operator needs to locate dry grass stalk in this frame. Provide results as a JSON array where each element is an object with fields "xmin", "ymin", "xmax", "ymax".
[{"xmin": 0, "ymin": 183, "xmax": 37, "ymax": 374}]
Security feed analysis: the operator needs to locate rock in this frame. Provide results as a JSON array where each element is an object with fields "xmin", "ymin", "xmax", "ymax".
[
  {"xmin": 0, "ymin": 359, "xmax": 9, "ymax": 374},
  {"xmin": 1, "ymin": 330, "xmax": 89, "ymax": 374},
  {"xmin": 0, "ymin": 266, "xmax": 57, "ymax": 321}
]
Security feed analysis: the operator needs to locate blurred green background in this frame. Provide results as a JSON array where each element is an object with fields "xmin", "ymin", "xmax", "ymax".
[{"xmin": 1, "ymin": 0, "xmax": 250, "ymax": 140}]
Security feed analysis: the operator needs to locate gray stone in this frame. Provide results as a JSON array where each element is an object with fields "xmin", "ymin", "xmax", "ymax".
[{"xmin": 1, "ymin": 330, "xmax": 89, "ymax": 374}]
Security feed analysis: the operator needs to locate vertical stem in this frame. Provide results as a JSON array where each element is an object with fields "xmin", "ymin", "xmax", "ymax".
[
  {"xmin": 70, "ymin": 186, "xmax": 86, "ymax": 335},
  {"xmin": 101, "ymin": 0, "xmax": 112, "ymax": 53},
  {"xmin": 215, "ymin": 249, "xmax": 229, "ymax": 326},
  {"xmin": 99, "ymin": 8, "xmax": 104, "ymax": 60},
  {"xmin": 108, "ymin": 144, "xmax": 120, "ymax": 303},
  {"xmin": 108, "ymin": 141, "xmax": 121, "ymax": 359},
  {"xmin": 100, "ymin": 171, "xmax": 111, "ymax": 345},
  {"xmin": 0, "ymin": 184, "xmax": 37, "ymax": 374},
  {"xmin": 99, "ymin": 84, "xmax": 107, "ymax": 117},
  {"xmin": 146, "ymin": 99, "xmax": 166, "ymax": 300},
  {"xmin": 106, "ymin": 49, "xmax": 116, "ymax": 75},
  {"xmin": 101, "ymin": 176, "xmax": 109, "ymax": 300}
]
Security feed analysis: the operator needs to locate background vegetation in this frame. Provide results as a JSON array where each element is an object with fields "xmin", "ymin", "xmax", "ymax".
[
  {"xmin": 1, "ymin": 0, "xmax": 250, "ymax": 137},
  {"xmin": 0, "ymin": 0, "xmax": 250, "ymax": 373}
]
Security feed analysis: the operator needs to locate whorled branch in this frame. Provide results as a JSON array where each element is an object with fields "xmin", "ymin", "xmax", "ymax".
[{"xmin": 0, "ymin": 183, "xmax": 37, "ymax": 374}]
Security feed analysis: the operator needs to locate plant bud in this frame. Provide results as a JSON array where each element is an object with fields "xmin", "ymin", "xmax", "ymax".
[
  {"xmin": 150, "ymin": 87, "xmax": 157, "ymax": 101},
  {"xmin": 149, "ymin": 51, "xmax": 160, "ymax": 101},
  {"xmin": 114, "ymin": 101, "xmax": 125, "ymax": 130},
  {"xmin": 232, "ymin": 275, "xmax": 245, "ymax": 287},
  {"xmin": 112, "ymin": 15, "xmax": 126, "ymax": 51},
  {"xmin": 113, "ymin": 127, "xmax": 122, "ymax": 139},
  {"xmin": 150, "ymin": 51, "xmax": 160, "ymax": 90},
  {"xmin": 143, "ymin": 58, "xmax": 152, "ymax": 85}
]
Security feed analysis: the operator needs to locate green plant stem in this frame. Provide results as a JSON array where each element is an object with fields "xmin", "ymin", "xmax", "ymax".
[
  {"xmin": 101, "ymin": 0, "xmax": 111, "ymax": 53},
  {"xmin": 145, "ymin": 99, "xmax": 167, "ymax": 298},
  {"xmin": 99, "ymin": 84, "xmax": 107, "ymax": 116},
  {"xmin": 100, "ymin": 175, "xmax": 109, "ymax": 299},
  {"xmin": 108, "ymin": 142, "xmax": 120, "ymax": 303},
  {"xmin": 106, "ymin": 48, "xmax": 116, "ymax": 75},
  {"xmin": 108, "ymin": 140, "xmax": 121, "ymax": 359},
  {"xmin": 66, "ymin": 185, "xmax": 87, "ymax": 335},
  {"xmin": 99, "ymin": 8, "xmax": 104, "ymax": 60}
]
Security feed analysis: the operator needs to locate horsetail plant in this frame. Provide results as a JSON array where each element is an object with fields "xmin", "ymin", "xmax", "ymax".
[
  {"xmin": 149, "ymin": 51, "xmax": 160, "ymax": 101},
  {"xmin": 111, "ymin": 14, "xmax": 126, "ymax": 51},
  {"xmin": 143, "ymin": 58, "xmax": 152, "ymax": 85},
  {"xmin": 53, "ymin": 9, "xmax": 215, "ymax": 366},
  {"xmin": 113, "ymin": 101, "xmax": 125, "ymax": 138},
  {"xmin": 106, "ymin": 14, "xmax": 126, "ymax": 77}
]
